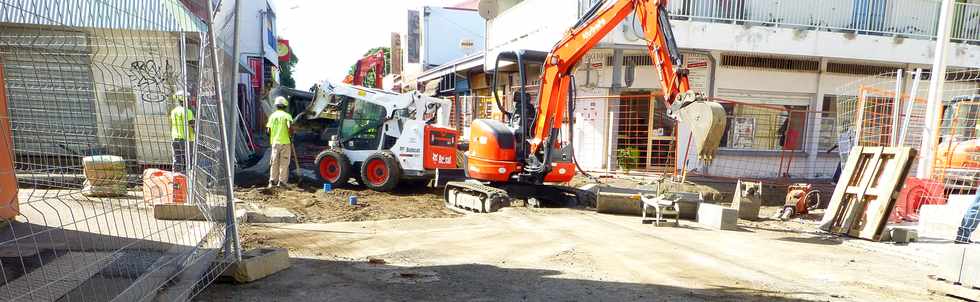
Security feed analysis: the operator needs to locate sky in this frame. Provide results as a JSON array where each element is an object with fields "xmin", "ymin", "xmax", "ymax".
[{"xmin": 275, "ymin": 0, "xmax": 465, "ymax": 90}]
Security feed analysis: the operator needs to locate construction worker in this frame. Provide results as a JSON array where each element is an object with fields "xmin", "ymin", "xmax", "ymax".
[
  {"xmin": 170, "ymin": 91, "xmax": 194, "ymax": 173},
  {"xmin": 267, "ymin": 96, "xmax": 293, "ymax": 188}
]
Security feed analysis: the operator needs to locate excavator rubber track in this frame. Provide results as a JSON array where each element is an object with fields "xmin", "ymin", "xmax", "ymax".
[{"xmin": 444, "ymin": 181, "xmax": 510, "ymax": 214}]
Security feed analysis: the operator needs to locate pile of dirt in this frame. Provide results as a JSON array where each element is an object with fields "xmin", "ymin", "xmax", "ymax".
[{"xmin": 236, "ymin": 185, "xmax": 459, "ymax": 223}]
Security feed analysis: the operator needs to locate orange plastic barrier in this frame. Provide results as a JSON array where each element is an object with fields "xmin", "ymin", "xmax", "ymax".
[
  {"xmin": 0, "ymin": 64, "xmax": 19, "ymax": 219},
  {"xmin": 142, "ymin": 169, "xmax": 188, "ymax": 204}
]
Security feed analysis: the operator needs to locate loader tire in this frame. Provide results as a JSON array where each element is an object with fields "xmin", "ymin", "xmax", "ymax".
[
  {"xmin": 315, "ymin": 149, "xmax": 352, "ymax": 186},
  {"xmin": 361, "ymin": 151, "xmax": 401, "ymax": 192}
]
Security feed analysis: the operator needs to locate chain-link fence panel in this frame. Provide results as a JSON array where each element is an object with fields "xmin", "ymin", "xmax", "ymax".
[{"xmin": 0, "ymin": 0, "xmax": 239, "ymax": 300}]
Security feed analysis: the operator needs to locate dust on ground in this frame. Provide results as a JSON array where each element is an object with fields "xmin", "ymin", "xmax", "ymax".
[
  {"xmin": 236, "ymin": 184, "xmax": 459, "ymax": 223},
  {"xmin": 201, "ymin": 207, "xmax": 954, "ymax": 302}
]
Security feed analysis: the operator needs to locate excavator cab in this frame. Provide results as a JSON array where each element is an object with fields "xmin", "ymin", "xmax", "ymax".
[{"xmin": 489, "ymin": 50, "xmax": 575, "ymax": 184}]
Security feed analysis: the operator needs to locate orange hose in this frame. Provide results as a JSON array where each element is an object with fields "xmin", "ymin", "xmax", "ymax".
[{"xmin": 0, "ymin": 64, "xmax": 19, "ymax": 219}]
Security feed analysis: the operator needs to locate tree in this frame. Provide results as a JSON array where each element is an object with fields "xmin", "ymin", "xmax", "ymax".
[
  {"xmin": 347, "ymin": 47, "xmax": 390, "ymax": 88},
  {"xmin": 279, "ymin": 50, "xmax": 298, "ymax": 89}
]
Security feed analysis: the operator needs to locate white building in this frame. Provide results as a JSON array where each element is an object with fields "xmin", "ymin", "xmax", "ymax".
[
  {"xmin": 397, "ymin": 3, "xmax": 486, "ymax": 94},
  {"xmin": 482, "ymin": 0, "xmax": 980, "ymax": 180}
]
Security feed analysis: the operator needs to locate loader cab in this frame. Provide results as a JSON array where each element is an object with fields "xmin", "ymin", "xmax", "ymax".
[
  {"xmin": 940, "ymin": 95, "xmax": 980, "ymax": 143},
  {"xmin": 935, "ymin": 95, "xmax": 980, "ymax": 171},
  {"xmin": 336, "ymin": 95, "xmax": 387, "ymax": 151}
]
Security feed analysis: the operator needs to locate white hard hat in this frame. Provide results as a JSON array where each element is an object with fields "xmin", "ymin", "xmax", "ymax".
[
  {"xmin": 171, "ymin": 90, "xmax": 189, "ymax": 102},
  {"xmin": 274, "ymin": 96, "xmax": 288, "ymax": 107}
]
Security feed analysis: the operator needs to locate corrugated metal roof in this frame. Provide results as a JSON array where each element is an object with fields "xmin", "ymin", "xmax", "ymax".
[{"xmin": 0, "ymin": 0, "xmax": 206, "ymax": 32}]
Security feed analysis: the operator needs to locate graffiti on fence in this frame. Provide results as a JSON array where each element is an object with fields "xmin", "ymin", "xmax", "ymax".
[{"xmin": 127, "ymin": 59, "xmax": 177, "ymax": 103}]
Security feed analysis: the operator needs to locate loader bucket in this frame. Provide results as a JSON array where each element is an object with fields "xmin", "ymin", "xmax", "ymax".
[{"xmin": 675, "ymin": 101, "xmax": 727, "ymax": 163}]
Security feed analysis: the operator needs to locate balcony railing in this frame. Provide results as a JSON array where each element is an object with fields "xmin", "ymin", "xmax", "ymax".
[
  {"xmin": 580, "ymin": 0, "xmax": 980, "ymax": 44},
  {"xmin": 665, "ymin": 0, "xmax": 980, "ymax": 43}
]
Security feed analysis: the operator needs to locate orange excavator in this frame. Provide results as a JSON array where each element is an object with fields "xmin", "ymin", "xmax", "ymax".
[
  {"xmin": 444, "ymin": 0, "xmax": 727, "ymax": 212},
  {"xmin": 343, "ymin": 50, "xmax": 386, "ymax": 88}
]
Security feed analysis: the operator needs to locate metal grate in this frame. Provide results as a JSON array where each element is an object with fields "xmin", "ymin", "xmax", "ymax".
[
  {"xmin": 827, "ymin": 62, "xmax": 903, "ymax": 76},
  {"xmin": 606, "ymin": 55, "xmax": 654, "ymax": 66},
  {"xmin": 720, "ymin": 54, "xmax": 819, "ymax": 72}
]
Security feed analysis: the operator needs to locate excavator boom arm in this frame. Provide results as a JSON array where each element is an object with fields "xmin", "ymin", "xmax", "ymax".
[
  {"xmin": 346, "ymin": 51, "xmax": 386, "ymax": 88},
  {"xmin": 530, "ymin": 0, "xmax": 689, "ymax": 154}
]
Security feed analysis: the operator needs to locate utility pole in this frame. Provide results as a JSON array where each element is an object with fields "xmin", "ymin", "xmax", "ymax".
[
  {"xmin": 917, "ymin": 0, "xmax": 955, "ymax": 179},
  {"xmin": 230, "ymin": 0, "xmax": 242, "ymax": 175}
]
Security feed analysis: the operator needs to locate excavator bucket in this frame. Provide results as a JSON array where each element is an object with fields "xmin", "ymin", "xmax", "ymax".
[{"xmin": 674, "ymin": 100, "xmax": 727, "ymax": 164}]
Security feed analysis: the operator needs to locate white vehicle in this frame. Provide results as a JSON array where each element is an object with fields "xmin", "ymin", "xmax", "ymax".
[{"xmin": 304, "ymin": 81, "xmax": 459, "ymax": 191}]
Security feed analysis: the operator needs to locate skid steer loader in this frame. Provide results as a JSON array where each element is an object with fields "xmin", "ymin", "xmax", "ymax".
[{"xmin": 300, "ymin": 81, "xmax": 459, "ymax": 192}]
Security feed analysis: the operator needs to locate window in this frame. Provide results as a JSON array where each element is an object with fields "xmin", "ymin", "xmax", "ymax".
[
  {"xmin": 819, "ymin": 95, "xmax": 839, "ymax": 151},
  {"xmin": 725, "ymin": 104, "xmax": 806, "ymax": 150},
  {"xmin": 941, "ymin": 97, "xmax": 980, "ymax": 143},
  {"xmin": 340, "ymin": 98, "xmax": 386, "ymax": 150}
]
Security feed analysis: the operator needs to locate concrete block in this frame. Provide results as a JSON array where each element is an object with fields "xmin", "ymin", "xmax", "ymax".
[
  {"xmin": 245, "ymin": 206, "xmax": 298, "ymax": 223},
  {"xmin": 154, "ymin": 203, "xmax": 216, "ymax": 221},
  {"xmin": 153, "ymin": 203, "xmax": 244, "ymax": 222},
  {"xmin": 221, "ymin": 248, "xmax": 291, "ymax": 283},
  {"xmin": 732, "ymin": 180, "xmax": 762, "ymax": 220},
  {"xmin": 962, "ymin": 245, "xmax": 980, "ymax": 289},
  {"xmin": 889, "ymin": 226, "xmax": 918, "ymax": 244},
  {"xmin": 938, "ymin": 245, "xmax": 967, "ymax": 283},
  {"xmin": 676, "ymin": 199, "xmax": 700, "ymax": 220},
  {"xmin": 732, "ymin": 195, "xmax": 761, "ymax": 220},
  {"xmin": 697, "ymin": 203, "xmax": 738, "ymax": 231},
  {"xmin": 879, "ymin": 228, "xmax": 892, "ymax": 242},
  {"xmin": 919, "ymin": 203, "xmax": 980, "ymax": 242}
]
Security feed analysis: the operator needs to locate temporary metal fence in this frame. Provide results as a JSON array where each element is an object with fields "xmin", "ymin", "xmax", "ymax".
[
  {"xmin": 564, "ymin": 93, "xmax": 837, "ymax": 182},
  {"xmin": 834, "ymin": 68, "xmax": 980, "ymax": 225},
  {"xmin": 659, "ymin": 0, "xmax": 980, "ymax": 44},
  {"xmin": 0, "ymin": 0, "xmax": 239, "ymax": 301},
  {"xmin": 690, "ymin": 98, "xmax": 839, "ymax": 181},
  {"xmin": 577, "ymin": 94, "xmax": 678, "ymax": 174}
]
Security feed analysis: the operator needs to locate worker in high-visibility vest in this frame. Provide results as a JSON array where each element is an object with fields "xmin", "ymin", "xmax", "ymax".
[
  {"xmin": 267, "ymin": 96, "xmax": 293, "ymax": 188},
  {"xmin": 170, "ymin": 91, "xmax": 195, "ymax": 173}
]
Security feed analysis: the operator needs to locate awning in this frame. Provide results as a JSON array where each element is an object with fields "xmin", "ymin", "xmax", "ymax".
[
  {"xmin": 417, "ymin": 51, "xmax": 485, "ymax": 82},
  {"xmin": 423, "ymin": 80, "xmax": 442, "ymax": 96}
]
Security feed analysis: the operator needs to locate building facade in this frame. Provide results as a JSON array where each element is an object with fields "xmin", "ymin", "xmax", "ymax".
[
  {"xmin": 1, "ymin": 0, "xmax": 208, "ymax": 166},
  {"xmin": 480, "ymin": 0, "xmax": 980, "ymax": 181}
]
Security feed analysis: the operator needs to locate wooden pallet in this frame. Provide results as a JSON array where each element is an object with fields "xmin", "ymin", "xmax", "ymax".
[
  {"xmin": 929, "ymin": 275, "xmax": 980, "ymax": 301},
  {"xmin": 820, "ymin": 147, "xmax": 916, "ymax": 241}
]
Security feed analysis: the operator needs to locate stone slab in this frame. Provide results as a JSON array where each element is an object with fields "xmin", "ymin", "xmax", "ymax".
[
  {"xmin": 245, "ymin": 206, "xmax": 298, "ymax": 223},
  {"xmin": 889, "ymin": 226, "xmax": 919, "ymax": 244},
  {"xmin": 697, "ymin": 203, "xmax": 738, "ymax": 231},
  {"xmin": 153, "ymin": 203, "xmax": 244, "ymax": 222},
  {"xmin": 928, "ymin": 275, "xmax": 980, "ymax": 301},
  {"xmin": 919, "ymin": 195, "xmax": 979, "ymax": 242},
  {"xmin": 939, "ymin": 245, "xmax": 967, "ymax": 283},
  {"xmin": 962, "ymin": 245, "xmax": 980, "ymax": 289},
  {"xmin": 220, "ymin": 248, "xmax": 291, "ymax": 283}
]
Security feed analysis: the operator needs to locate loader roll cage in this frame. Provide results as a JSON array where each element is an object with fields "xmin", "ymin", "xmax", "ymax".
[{"xmin": 337, "ymin": 95, "xmax": 386, "ymax": 150}]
